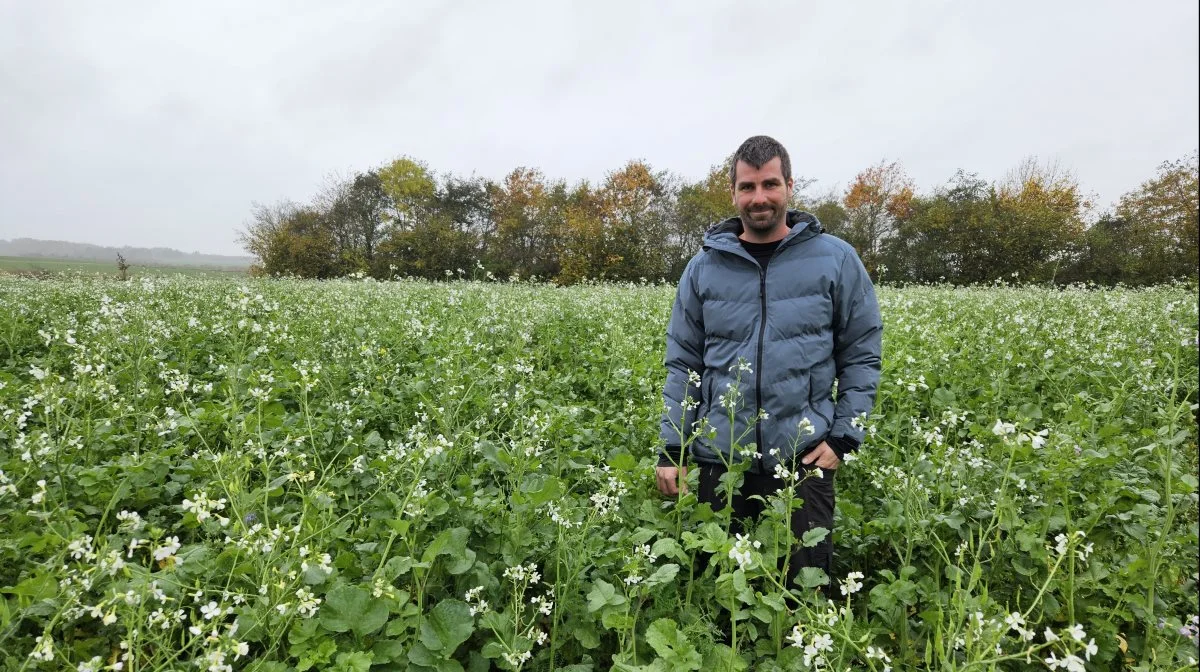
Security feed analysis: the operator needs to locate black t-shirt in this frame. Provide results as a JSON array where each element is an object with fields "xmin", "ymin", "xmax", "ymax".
[{"xmin": 739, "ymin": 238, "xmax": 781, "ymax": 271}]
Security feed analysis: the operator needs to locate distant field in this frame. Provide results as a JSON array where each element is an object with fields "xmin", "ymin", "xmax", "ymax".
[{"xmin": 0, "ymin": 255, "xmax": 247, "ymax": 276}]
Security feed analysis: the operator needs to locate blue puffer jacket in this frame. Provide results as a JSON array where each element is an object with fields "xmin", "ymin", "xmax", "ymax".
[{"xmin": 660, "ymin": 210, "xmax": 882, "ymax": 474}]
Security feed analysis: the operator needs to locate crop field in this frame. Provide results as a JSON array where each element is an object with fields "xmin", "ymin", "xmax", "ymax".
[
  {"xmin": 0, "ymin": 257, "xmax": 246, "ymax": 277},
  {"xmin": 0, "ymin": 276, "xmax": 1196, "ymax": 671}
]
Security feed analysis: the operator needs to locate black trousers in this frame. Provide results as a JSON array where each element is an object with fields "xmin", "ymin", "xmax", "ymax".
[{"xmin": 696, "ymin": 460, "xmax": 836, "ymax": 594}]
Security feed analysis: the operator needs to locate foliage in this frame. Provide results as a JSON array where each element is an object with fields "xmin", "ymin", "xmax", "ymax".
[
  {"xmin": 0, "ymin": 275, "xmax": 1196, "ymax": 670},
  {"xmin": 843, "ymin": 161, "xmax": 916, "ymax": 277},
  {"xmin": 237, "ymin": 152, "xmax": 1198, "ymax": 288}
]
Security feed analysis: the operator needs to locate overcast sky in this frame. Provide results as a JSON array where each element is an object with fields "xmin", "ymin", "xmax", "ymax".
[{"xmin": 2, "ymin": 1, "xmax": 1197, "ymax": 256}]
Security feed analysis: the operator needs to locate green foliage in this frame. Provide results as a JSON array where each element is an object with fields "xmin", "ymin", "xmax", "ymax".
[
  {"xmin": 321, "ymin": 583, "xmax": 389, "ymax": 636},
  {"xmin": 239, "ymin": 152, "xmax": 1198, "ymax": 287},
  {"xmin": 0, "ymin": 276, "xmax": 1195, "ymax": 670},
  {"xmin": 644, "ymin": 618, "xmax": 702, "ymax": 670}
]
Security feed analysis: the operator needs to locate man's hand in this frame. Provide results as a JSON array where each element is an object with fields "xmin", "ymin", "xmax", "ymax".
[
  {"xmin": 656, "ymin": 465, "xmax": 688, "ymax": 496},
  {"xmin": 801, "ymin": 441, "xmax": 841, "ymax": 471}
]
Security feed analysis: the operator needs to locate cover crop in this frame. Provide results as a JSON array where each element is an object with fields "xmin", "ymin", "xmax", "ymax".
[{"xmin": 0, "ymin": 276, "xmax": 1196, "ymax": 671}]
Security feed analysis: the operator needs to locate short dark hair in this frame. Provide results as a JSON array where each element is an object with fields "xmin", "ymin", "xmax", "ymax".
[{"xmin": 729, "ymin": 135, "xmax": 792, "ymax": 187}]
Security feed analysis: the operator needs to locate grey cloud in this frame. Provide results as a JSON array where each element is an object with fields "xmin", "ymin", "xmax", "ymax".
[{"xmin": 1, "ymin": 0, "xmax": 1195, "ymax": 255}]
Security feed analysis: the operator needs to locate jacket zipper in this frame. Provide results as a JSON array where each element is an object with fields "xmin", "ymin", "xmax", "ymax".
[
  {"xmin": 716, "ymin": 219, "xmax": 816, "ymax": 471},
  {"xmin": 755, "ymin": 266, "xmax": 767, "ymax": 472}
]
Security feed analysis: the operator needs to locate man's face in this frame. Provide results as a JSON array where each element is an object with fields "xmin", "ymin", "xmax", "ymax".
[{"xmin": 732, "ymin": 158, "xmax": 793, "ymax": 241}]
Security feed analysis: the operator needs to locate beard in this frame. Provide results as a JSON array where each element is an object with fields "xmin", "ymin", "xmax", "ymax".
[{"xmin": 739, "ymin": 203, "xmax": 785, "ymax": 234}]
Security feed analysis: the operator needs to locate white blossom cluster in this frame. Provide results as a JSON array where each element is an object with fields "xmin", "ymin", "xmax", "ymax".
[
  {"xmin": 223, "ymin": 523, "xmax": 299, "ymax": 556},
  {"xmin": 1051, "ymin": 530, "xmax": 1093, "ymax": 562},
  {"xmin": 181, "ymin": 490, "xmax": 229, "ymax": 525},
  {"xmin": 464, "ymin": 585, "xmax": 489, "ymax": 616},
  {"xmin": 495, "ymin": 562, "xmax": 555, "ymax": 669},
  {"xmin": 297, "ymin": 545, "xmax": 334, "ymax": 575},
  {"xmin": 728, "ymin": 533, "xmax": 761, "ymax": 571},
  {"xmin": 1041, "ymin": 622, "xmax": 1098, "ymax": 671},
  {"xmin": 787, "ymin": 626, "xmax": 833, "ymax": 668},
  {"xmin": 588, "ymin": 474, "xmax": 628, "ymax": 517},
  {"xmin": 839, "ymin": 571, "xmax": 864, "ymax": 596},
  {"xmin": 623, "ymin": 543, "xmax": 659, "ymax": 586},
  {"xmin": 545, "ymin": 501, "xmax": 579, "ymax": 529}
]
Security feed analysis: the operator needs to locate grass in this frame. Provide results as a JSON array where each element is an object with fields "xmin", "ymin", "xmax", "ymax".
[{"xmin": 0, "ymin": 255, "xmax": 248, "ymax": 276}]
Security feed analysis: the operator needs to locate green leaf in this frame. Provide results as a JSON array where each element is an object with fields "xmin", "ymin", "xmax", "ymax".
[
  {"xmin": 797, "ymin": 567, "xmax": 828, "ymax": 590},
  {"xmin": 602, "ymin": 610, "xmax": 635, "ymax": 631},
  {"xmin": 702, "ymin": 644, "xmax": 748, "ymax": 672},
  {"xmin": 650, "ymin": 537, "xmax": 684, "ymax": 562},
  {"xmin": 480, "ymin": 642, "xmax": 506, "ymax": 659},
  {"xmin": 295, "ymin": 638, "xmax": 337, "ymax": 671},
  {"xmin": 419, "ymin": 599, "xmax": 474, "ymax": 653},
  {"xmin": 420, "ymin": 527, "xmax": 476, "ymax": 574},
  {"xmin": 382, "ymin": 555, "xmax": 414, "ymax": 579},
  {"xmin": 643, "ymin": 563, "xmax": 679, "ymax": 588},
  {"xmin": 408, "ymin": 642, "xmax": 438, "ymax": 666},
  {"xmin": 698, "ymin": 523, "xmax": 728, "ymax": 553},
  {"xmin": 1012, "ymin": 557, "xmax": 1038, "ymax": 577},
  {"xmin": 931, "ymin": 387, "xmax": 956, "ymax": 409},
  {"xmin": 645, "ymin": 618, "xmax": 702, "ymax": 670},
  {"xmin": 800, "ymin": 527, "xmax": 829, "ymax": 548},
  {"xmin": 331, "ymin": 651, "xmax": 374, "ymax": 672},
  {"xmin": 320, "ymin": 583, "xmax": 389, "ymax": 636},
  {"xmin": 529, "ymin": 475, "xmax": 563, "ymax": 505},
  {"xmin": 587, "ymin": 579, "xmax": 625, "ymax": 612},
  {"xmin": 371, "ymin": 639, "xmax": 406, "ymax": 664},
  {"xmin": 608, "ymin": 452, "xmax": 637, "ymax": 471},
  {"xmin": 567, "ymin": 614, "xmax": 600, "ymax": 649},
  {"xmin": 4, "ymin": 573, "xmax": 57, "ymax": 600}
]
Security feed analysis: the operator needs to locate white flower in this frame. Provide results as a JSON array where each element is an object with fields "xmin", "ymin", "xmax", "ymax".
[
  {"xmin": 728, "ymin": 533, "xmax": 760, "ymax": 570},
  {"xmin": 1029, "ymin": 428, "xmax": 1049, "ymax": 449},
  {"xmin": 1061, "ymin": 654, "xmax": 1085, "ymax": 672},
  {"xmin": 31, "ymin": 479, "xmax": 47, "ymax": 505},
  {"xmin": 839, "ymin": 571, "xmax": 864, "ymax": 596},
  {"xmin": 503, "ymin": 563, "xmax": 540, "ymax": 584},
  {"xmin": 1004, "ymin": 611, "xmax": 1025, "ymax": 631},
  {"xmin": 798, "ymin": 417, "xmax": 815, "ymax": 436},
  {"xmin": 810, "ymin": 633, "xmax": 832, "ymax": 652},
  {"xmin": 1054, "ymin": 533, "xmax": 1070, "ymax": 556},
  {"xmin": 153, "ymin": 536, "xmax": 181, "ymax": 562},
  {"xmin": 1067, "ymin": 623, "xmax": 1086, "ymax": 642},
  {"xmin": 1076, "ymin": 542, "xmax": 1094, "ymax": 562},
  {"xmin": 503, "ymin": 651, "xmax": 532, "ymax": 667}
]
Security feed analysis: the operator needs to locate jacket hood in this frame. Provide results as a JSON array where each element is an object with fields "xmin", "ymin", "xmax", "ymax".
[{"xmin": 703, "ymin": 210, "xmax": 824, "ymax": 254}]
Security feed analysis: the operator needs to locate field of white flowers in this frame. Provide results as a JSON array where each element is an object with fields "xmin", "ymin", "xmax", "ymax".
[{"xmin": 0, "ymin": 276, "xmax": 1196, "ymax": 671}]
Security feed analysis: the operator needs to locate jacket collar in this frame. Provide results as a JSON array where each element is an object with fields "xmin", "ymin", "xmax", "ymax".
[{"xmin": 703, "ymin": 210, "xmax": 823, "ymax": 256}]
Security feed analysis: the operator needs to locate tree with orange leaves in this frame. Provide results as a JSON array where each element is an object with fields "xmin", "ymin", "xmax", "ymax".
[{"xmin": 842, "ymin": 161, "xmax": 915, "ymax": 278}]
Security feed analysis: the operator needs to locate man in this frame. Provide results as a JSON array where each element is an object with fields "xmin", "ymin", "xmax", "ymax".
[{"xmin": 656, "ymin": 135, "xmax": 882, "ymax": 590}]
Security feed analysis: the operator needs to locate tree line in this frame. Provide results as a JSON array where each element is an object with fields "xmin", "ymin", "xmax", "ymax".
[{"xmin": 239, "ymin": 151, "xmax": 1198, "ymax": 286}]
